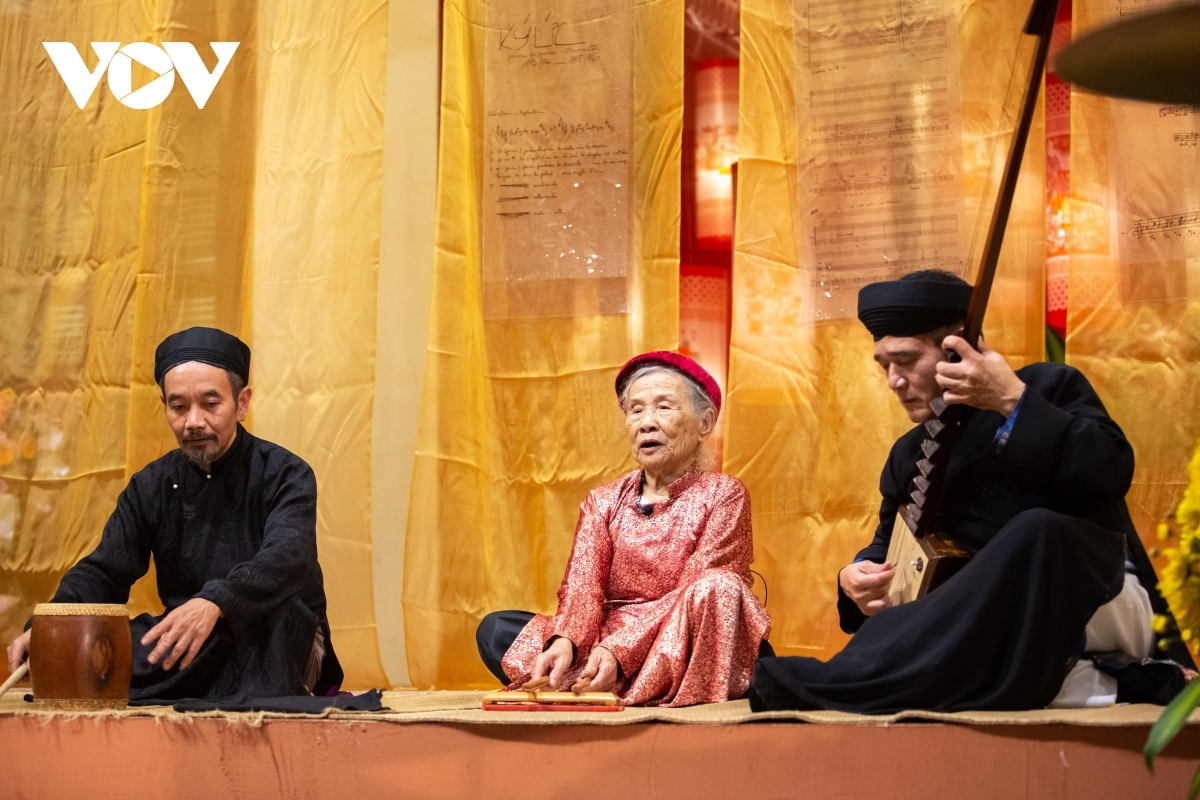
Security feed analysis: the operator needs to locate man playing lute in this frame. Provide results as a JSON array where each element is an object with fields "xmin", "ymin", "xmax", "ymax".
[{"xmin": 749, "ymin": 270, "xmax": 1192, "ymax": 714}]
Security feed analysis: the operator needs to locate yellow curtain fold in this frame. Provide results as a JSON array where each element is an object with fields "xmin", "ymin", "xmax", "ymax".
[
  {"xmin": 1067, "ymin": 0, "xmax": 1200, "ymax": 556},
  {"xmin": 0, "ymin": 0, "xmax": 389, "ymax": 687},
  {"xmin": 728, "ymin": 0, "xmax": 1046, "ymax": 660},
  {"xmin": 243, "ymin": 0, "xmax": 390, "ymax": 688},
  {"xmin": 0, "ymin": 0, "xmax": 147, "ymax": 657},
  {"xmin": 404, "ymin": 0, "xmax": 683, "ymax": 689}
]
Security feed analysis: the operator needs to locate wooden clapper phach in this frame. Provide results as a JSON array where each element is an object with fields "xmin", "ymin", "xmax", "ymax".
[
  {"xmin": 482, "ymin": 676, "xmax": 623, "ymax": 712},
  {"xmin": 885, "ymin": 0, "xmax": 1061, "ymax": 608}
]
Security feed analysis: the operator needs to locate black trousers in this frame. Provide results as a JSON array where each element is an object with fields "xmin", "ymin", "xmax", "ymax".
[
  {"xmin": 476, "ymin": 610, "xmax": 535, "ymax": 684},
  {"xmin": 476, "ymin": 609, "xmax": 776, "ymax": 685},
  {"xmin": 749, "ymin": 509, "xmax": 1124, "ymax": 714}
]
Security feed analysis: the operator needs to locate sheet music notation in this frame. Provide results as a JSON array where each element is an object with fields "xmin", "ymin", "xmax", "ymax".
[
  {"xmin": 1159, "ymin": 106, "xmax": 1200, "ymax": 118},
  {"xmin": 1131, "ymin": 211, "xmax": 1200, "ymax": 238},
  {"xmin": 481, "ymin": 0, "xmax": 634, "ymax": 319},
  {"xmin": 1104, "ymin": 0, "xmax": 1200, "ymax": 274},
  {"xmin": 806, "ymin": 0, "xmax": 949, "ymax": 70},
  {"xmin": 795, "ymin": 0, "xmax": 967, "ymax": 320}
]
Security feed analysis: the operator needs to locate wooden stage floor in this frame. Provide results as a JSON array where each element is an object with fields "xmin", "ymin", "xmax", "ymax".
[{"xmin": 3, "ymin": 691, "xmax": 1200, "ymax": 799}]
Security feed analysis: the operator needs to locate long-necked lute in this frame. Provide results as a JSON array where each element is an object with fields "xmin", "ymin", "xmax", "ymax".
[{"xmin": 885, "ymin": 0, "xmax": 1060, "ymax": 606}]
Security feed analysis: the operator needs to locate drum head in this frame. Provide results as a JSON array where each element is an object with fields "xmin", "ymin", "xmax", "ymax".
[{"xmin": 33, "ymin": 603, "xmax": 129, "ymax": 617}]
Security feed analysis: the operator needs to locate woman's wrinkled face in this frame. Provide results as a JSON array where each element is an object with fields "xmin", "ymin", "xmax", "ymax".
[{"xmin": 623, "ymin": 371, "xmax": 712, "ymax": 478}]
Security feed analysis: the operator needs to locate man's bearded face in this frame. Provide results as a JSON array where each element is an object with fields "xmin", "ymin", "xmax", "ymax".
[
  {"xmin": 161, "ymin": 362, "xmax": 250, "ymax": 468},
  {"xmin": 872, "ymin": 333, "xmax": 950, "ymax": 424}
]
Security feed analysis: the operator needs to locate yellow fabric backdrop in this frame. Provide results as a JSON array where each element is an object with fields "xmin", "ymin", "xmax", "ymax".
[
  {"xmin": 403, "ymin": 0, "xmax": 683, "ymax": 689},
  {"xmin": 1067, "ymin": 0, "xmax": 1200, "ymax": 560},
  {"xmin": 727, "ymin": 0, "xmax": 1047, "ymax": 660},
  {"xmin": 0, "ymin": 0, "xmax": 388, "ymax": 687}
]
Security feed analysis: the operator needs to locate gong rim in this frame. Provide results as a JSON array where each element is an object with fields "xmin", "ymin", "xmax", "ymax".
[{"xmin": 1054, "ymin": 2, "xmax": 1200, "ymax": 105}]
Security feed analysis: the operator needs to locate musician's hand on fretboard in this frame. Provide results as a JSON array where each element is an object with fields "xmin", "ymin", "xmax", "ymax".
[{"xmin": 935, "ymin": 336, "xmax": 1026, "ymax": 418}]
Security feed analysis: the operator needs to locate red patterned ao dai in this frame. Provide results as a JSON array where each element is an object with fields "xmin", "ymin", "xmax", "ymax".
[{"xmin": 501, "ymin": 464, "xmax": 771, "ymax": 707}]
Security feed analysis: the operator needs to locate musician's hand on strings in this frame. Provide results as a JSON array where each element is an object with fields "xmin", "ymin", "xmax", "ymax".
[
  {"xmin": 142, "ymin": 597, "xmax": 222, "ymax": 671},
  {"xmin": 840, "ymin": 560, "xmax": 895, "ymax": 617},
  {"xmin": 936, "ymin": 336, "xmax": 1026, "ymax": 417},
  {"xmin": 578, "ymin": 645, "xmax": 619, "ymax": 693},
  {"xmin": 531, "ymin": 636, "xmax": 576, "ymax": 689},
  {"xmin": 6, "ymin": 629, "xmax": 31, "ymax": 674}
]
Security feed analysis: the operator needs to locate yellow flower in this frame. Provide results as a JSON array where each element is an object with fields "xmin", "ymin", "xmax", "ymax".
[
  {"xmin": 1154, "ymin": 614, "xmax": 1169, "ymax": 634},
  {"xmin": 1159, "ymin": 440, "xmax": 1200, "ymax": 649}
]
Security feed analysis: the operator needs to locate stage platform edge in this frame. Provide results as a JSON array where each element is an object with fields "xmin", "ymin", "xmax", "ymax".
[{"xmin": 3, "ymin": 690, "xmax": 1200, "ymax": 798}]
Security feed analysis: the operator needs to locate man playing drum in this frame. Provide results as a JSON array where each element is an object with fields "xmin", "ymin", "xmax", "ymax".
[{"xmin": 6, "ymin": 327, "xmax": 341, "ymax": 700}]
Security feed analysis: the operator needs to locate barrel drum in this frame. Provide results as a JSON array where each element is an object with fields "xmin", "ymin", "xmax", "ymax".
[{"xmin": 30, "ymin": 603, "xmax": 132, "ymax": 710}]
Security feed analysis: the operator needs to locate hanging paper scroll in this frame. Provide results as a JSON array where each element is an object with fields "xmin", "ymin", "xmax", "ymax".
[
  {"xmin": 1063, "ymin": 0, "xmax": 1200, "ymax": 591},
  {"xmin": 792, "ymin": 0, "xmax": 969, "ymax": 320},
  {"xmin": 1110, "ymin": 102, "xmax": 1200, "ymax": 301},
  {"xmin": 1101, "ymin": 0, "xmax": 1200, "ymax": 301},
  {"xmin": 482, "ymin": 0, "xmax": 634, "ymax": 319}
]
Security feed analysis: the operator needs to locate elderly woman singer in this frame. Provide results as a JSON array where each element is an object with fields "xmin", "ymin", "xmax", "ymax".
[{"xmin": 475, "ymin": 352, "xmax": 771, "ymax": 707}]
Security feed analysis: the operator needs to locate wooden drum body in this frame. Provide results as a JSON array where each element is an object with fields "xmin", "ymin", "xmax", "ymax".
[{"xmin": 30, "ymin": 603, "xmax": 132, "ymax": 710}]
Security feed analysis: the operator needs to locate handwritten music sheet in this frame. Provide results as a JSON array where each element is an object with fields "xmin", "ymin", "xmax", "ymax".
[
  {"xmin": 482, "ymin": 0, "xmax": 633, "ymax": 319},
  {"xmin": 792, "ymin": 0, "xmax": 968, "ymax": 321},
  {"xmin": 1110, "ymin": 103, "xmax": 1200, "ymax": 268},
  {"xmin": 1106, "ymin": 0, "xmax": 1200, "ymax": 291}
]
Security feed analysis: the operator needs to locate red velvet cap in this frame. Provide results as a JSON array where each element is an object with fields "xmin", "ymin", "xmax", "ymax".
[{"xmin": 615, "ymin": 351, "xmax": 722, "ymax": 414}]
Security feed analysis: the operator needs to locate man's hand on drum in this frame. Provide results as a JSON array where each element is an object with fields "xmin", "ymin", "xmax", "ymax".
[
  {"xmin": 840, "ymin": 560, "xmax": 895, "ymax": 617},
  {"xmin": 142, "ymin": 597, "xmax": 222, "ymax": 670},
  {"xmin": 531, "ymin": 636, "xmax": 576, "ymax": 689},
  {"xmin": 6, "ymin": 629, "xmax": 31, "ymax": 674}
]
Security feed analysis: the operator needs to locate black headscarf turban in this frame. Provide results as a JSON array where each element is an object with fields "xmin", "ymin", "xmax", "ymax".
[
  {"xmin": 154, "ymin": 327, "xmax": 251, "ymax": 386},
  {"xmin": 857, "ymin": 273, "xmax": 973, "ymax": 341}
]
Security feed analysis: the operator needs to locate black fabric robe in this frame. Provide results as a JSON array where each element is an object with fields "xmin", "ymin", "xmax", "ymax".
[
  {"xmin": 750, "ymin": 362, "xmax": 1190, "ymax": 714},
  {"xmin": 44, "ymin": 424, "xmax": 343, "ymax": 701}
]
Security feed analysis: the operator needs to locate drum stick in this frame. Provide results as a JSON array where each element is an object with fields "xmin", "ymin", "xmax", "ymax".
[
  {"xmin": 571, "ymin": 678, "xmax": 592, "ymax": 695},
  {"xmin": 521, "ymin": 676, "xmax": 550, "ymax": 691},
  {"xmin": 0, "ymin": 662, "xmax": 29, "ymax": 697}
]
